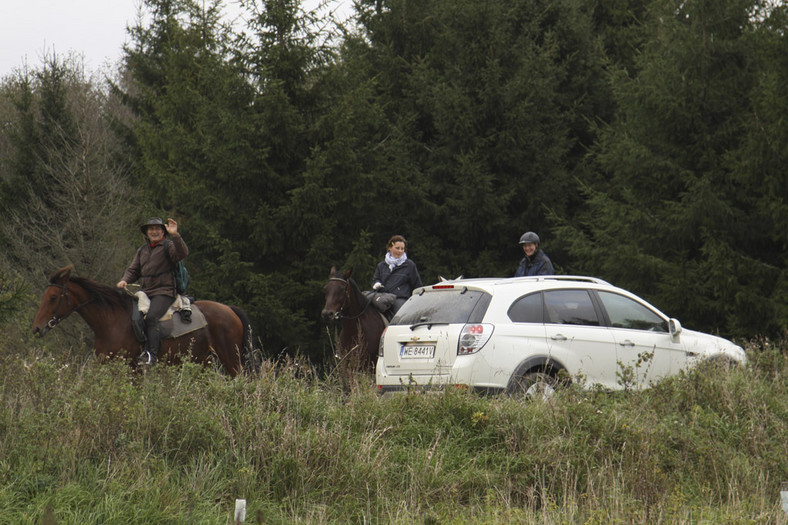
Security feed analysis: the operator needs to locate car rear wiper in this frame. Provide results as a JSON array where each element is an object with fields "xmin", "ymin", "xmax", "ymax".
[{"xmin": 409, "ymin": 321, "xmax": 450, "ymax": 330}]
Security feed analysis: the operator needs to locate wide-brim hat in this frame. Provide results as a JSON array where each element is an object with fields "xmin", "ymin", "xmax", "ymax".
[{"xmin": 140, "ymin": 217, "xmax": 166, "ymax": 235}]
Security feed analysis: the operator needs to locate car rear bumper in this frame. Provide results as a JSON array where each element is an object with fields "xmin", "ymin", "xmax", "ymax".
[{"xmin": 376, "ymin": 383, "xmax": 506, "ymax": 396}]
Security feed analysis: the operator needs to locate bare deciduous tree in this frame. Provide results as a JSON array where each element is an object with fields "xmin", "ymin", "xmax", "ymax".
[
  {"xmin": 0, "ymin": 55, "xmax": 139, "ymax": 350},
  {"xmin": 1, "ymin": 55, "xmax": 138, "ymax": 283}
]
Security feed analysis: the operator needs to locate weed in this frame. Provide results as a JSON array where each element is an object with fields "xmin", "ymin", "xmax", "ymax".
[{"xmin": 1, "ymin": 340, "xmax": 787, "ymax": 522}]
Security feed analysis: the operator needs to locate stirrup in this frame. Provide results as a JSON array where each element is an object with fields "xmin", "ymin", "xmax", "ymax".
[{"xmin": 136, "ymin": 351, "xmax": 157, "ymax": 366}]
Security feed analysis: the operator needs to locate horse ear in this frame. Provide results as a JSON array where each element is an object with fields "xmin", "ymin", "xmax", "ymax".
[
  {"xmin": 344, "ymin": 268, "xmax": 353, "ymax": 279},
  {"xmin": 49, "ymin": 265, "xmax": 74, "ymax": 284},
  {"xmin": 329, "ymin": 266, "xmax": 338, "ymax": 277}
]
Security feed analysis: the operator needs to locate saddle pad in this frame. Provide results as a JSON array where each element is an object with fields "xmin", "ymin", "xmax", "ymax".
[{"xmin": 160, "ymin": 304, "xmax": 207, "ymax": 339}]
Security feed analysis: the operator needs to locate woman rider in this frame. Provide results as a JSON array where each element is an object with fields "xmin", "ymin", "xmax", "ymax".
[
  {"xmin": 116, "ymin": 217, "xmax": 188, "ymax": 366},
  {"xmin": 372, "ymin": 235, "xmax": 423, "ymax": 315}
]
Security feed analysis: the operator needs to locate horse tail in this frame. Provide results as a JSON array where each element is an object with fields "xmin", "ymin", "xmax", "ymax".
[{"xmin": 230, "ymin": 305, "xmax": 260, "ymax": 374}]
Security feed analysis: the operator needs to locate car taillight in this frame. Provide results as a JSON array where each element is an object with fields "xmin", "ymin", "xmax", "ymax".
[
  {"xmin": 378, "ymin": 327, "xmax": 388, "ymax": 356},
  {"xmin": 457, "ymin": 324, "xmax": 494, "ymax": 355}
]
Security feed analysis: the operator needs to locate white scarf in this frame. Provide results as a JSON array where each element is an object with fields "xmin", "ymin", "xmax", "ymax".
[{"xmin": 385, "ymin": 251, "xmax": 407, "ymax": 271}]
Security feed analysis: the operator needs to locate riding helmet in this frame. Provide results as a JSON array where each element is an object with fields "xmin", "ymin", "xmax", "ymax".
[{"xmin": 518, "ymin": 231, "xmax": 540, "ymax": 245}]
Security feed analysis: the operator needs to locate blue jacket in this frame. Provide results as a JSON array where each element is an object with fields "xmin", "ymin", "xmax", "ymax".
[
  {"xmin": 514, "ymin": 249, "xmax": 554, "ymax": 277},
  {"xmin": 373, "ymin": 259, "xmax": 423, "ymax": 299}
]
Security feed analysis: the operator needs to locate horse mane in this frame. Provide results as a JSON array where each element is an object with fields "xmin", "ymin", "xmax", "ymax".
[
  {"xmin": 52, "ymin": 272, "xmax": 131, "ymax": 312},
  {"xmin": 346, "ymin": 276, "xmax": 371, "ymax": 310}
]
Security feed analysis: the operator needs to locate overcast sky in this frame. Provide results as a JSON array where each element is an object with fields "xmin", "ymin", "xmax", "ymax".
[
  {"xmin": 1, "ymin": 0, "xmax": 140, "ymax": 77},
  {"xmin": 1, "ymin": 0, "xmax": 351, "ymax": 79}
]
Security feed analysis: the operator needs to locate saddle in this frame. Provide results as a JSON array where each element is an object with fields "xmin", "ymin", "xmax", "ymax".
[
  {"xmin": 131, "ymin": 291, "xmax": 207, "ymax": 344},
  {"xmin": 362, "ymin": 290, "xmax": 397, "ymax": 313}
]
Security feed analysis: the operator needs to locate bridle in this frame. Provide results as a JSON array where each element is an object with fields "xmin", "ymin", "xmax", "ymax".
[
  {"xmin": 44, "ymin": 282, "xmax": 94, "ymax": 329},
  {"xmin": 327, "ymin": 277, "xmax": 371, "ymax": 321}
]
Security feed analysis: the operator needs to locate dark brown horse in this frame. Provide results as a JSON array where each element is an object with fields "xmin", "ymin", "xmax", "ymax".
[
  {"xmin": 321, "ymin": 266, "xmax": 387, "ymax": 372},
  {"xmin": 32, "ymin": 267, "xmax": 258, "ymax": 377}
]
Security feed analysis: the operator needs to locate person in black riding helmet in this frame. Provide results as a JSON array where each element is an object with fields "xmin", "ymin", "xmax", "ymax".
[
  {"xmin": 514, "ymin": 231, "xmax": 554, "ymax": 277},
  {"xmin": 116, "ymin": 217, "xmax": 189, "ymax": 366},
  {"xmin": 372, "ymin": 235, "xmax": 423, "ymax": 315}
]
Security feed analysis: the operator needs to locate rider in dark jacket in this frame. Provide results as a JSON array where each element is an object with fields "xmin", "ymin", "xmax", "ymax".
[
  {"xmin": 514, "ymin": 231, "xmax": 554, "ymax": 277},
  {"xmin": 372, "ymin": 235, "xmax": 423, "ymax": 314}
]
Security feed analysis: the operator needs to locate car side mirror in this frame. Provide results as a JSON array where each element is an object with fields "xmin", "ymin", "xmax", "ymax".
[{"xmin": 669, "ymin": 318, "xmax": 682, "ymax": 342}]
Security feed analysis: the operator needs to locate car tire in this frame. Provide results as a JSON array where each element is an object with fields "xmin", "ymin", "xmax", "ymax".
[{"xmin": 512, "ymin": 371, "xmax": 559, "ymax": 401}]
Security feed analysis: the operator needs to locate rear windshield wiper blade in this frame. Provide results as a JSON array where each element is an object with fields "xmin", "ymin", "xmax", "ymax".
[{"xmin": 409, "ymin": 321, "xmax": 450, "ymax": 331}]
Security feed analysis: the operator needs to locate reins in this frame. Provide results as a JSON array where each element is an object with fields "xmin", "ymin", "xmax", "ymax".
[
  {"xmin": 328, "ymin": 277, "xmax": 372, "ymax": 320},
  {"xmin": 44, "ymin": 282, "xmax": 94, "ymax": 329}
]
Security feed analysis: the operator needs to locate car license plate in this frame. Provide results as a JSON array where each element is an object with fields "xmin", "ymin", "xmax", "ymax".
[{"xmin": 400, "ymin": 344, "xmax": 435, "ymax": 359}]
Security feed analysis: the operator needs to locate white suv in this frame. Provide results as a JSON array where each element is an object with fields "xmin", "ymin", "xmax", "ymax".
[{"xmin": 376, "ymin": 276, "xmax": 746, "ymax": 396}]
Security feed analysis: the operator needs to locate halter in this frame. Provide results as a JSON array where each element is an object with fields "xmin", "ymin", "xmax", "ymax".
[
  {"xmin": 327, "ymin": 277, "xmax": 371, "ymax": 320},
  {"xmin": 44, "ymin": 282, "xmax": 93, "ymax": 329}
]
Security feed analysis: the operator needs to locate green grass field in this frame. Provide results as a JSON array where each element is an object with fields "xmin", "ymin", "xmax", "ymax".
[{"xmin": 1, "ymin": 339, "xmax": 787, "ymax": 524}]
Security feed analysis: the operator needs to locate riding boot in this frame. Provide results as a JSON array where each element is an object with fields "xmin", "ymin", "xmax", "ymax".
[{"xmin": 137, "ymin": 323, "xmax": 161, "ymax": 366}]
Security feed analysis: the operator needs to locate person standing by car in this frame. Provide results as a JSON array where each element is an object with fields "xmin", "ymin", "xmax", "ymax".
[
  {"xmin": 372, "ymin": 235, "xmax": 423, "ymax": 314},
  {"xmin": 514, "ymin": 231, "xmax": 554, "ymax": 277},
  {"xmin": 116, "ymin": 217, "xmax": 189, "ymax": 366}
]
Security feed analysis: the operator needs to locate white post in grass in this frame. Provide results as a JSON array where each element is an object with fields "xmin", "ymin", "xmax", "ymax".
[
  {"xmin": 781, "ymin": 483, "xmax": 788, "ymax": 515},
  {"xmin": 234, "ymin": 498, "xmax": 246, "ymax": 524}
]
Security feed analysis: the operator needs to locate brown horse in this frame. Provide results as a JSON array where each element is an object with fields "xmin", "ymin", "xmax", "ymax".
[
  {"xmin": 32, "ymin": 267, "xmax": 258, "ymax": 377},
  {"xmin": 321, "ymin": 266, "xmax": 387, "ymax": 372}
]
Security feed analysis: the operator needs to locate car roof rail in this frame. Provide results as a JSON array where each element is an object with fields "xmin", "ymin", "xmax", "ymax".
[{"xmin": 507, "ymin": 275, "xmax": 612, "ymax": 286}]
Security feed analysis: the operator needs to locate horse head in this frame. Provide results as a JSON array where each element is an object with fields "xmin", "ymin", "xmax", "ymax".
[
  {"xmin": 321, "ymin": 265, "xmax": 384, "ymax": 373},
  {"xmin": 321, "ymin": 266, "xmax": 353, "ymax": 322},
  {"xmin": 32, "ymin": 266, "xmax": 81, "ymax": 337}
]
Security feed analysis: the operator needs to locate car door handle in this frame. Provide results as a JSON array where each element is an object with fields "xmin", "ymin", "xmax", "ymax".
[
  {"xmin": 618, "ymin": 340, "xmax": 635, "ymax": 347},
  {"xmin": 550, "ymin": 334, "xmax": 567, "ymax": 341}
]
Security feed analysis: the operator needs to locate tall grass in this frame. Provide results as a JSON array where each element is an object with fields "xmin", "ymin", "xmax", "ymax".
[{"xmin": 1, "ymin": 339, "xmax": 787, "ymax": 523}]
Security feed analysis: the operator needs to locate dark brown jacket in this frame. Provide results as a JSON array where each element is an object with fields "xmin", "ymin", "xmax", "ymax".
[{"xmin": 121, "ymin": 234, "xmax": 189, "ymax": 297}]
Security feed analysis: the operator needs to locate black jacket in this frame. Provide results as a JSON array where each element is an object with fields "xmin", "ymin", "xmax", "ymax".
[
  {"xmin": 372, "ymin": 259, "xmax": 423, "ymax": 299},
  {"xmin": 514, "ymin": 249, "xmax": 554, "ymax": 277}
]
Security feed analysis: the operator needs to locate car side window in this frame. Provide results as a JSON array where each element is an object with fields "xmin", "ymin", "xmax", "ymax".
[
  {"xmin": 543, "ymin": 290, "xmax": 600, "ymax": 326},
  {"xmin": 508, "ymin": 292, "xmax": 543, "ymax": 323},
  {"xmin": 596, "ymin": 291, "xmax": 668, "ymax": 332}
]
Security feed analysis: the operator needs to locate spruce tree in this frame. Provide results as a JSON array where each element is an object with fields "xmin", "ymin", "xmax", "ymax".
[
  {"xmin": 338, "ymin": 0, "xmax": 609, "ymax": 278},
  {"xmin": 122, "ymin": 0, "xmax": 340, "ymax": 355},
  {"xmin": 557, "ymin": 0, "xmax": 786, "ymax": 337}
]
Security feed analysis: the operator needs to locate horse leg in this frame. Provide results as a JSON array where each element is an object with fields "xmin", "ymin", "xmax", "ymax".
[
  {"xmin": 362, "ymin": 313, "xmax": 385, "ymax": 371},
  {"xmin": 334, "ymin": 320, "xmax": 368, "ymax": 394},
  {"xmin": 199, "ymin": 303, "xmax": 244, "ymax": 377}
]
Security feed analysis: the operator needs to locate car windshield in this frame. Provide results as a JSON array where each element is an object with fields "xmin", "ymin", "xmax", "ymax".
[{"xmin": 391, "ymin": 288, "xmax": 492, "ymax": 325}]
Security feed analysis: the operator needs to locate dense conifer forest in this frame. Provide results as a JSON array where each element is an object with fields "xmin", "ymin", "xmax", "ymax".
[
  {"xmin": 3, "ymin": 0, "xmax": 787, "ymax": 359},
  {"xmin": 6, "ymin": 0, "xmax": 788, "ymax": 361},
  {"xmin": 3, "ymin": 1, "xmax": 788, "ymax": 522}
]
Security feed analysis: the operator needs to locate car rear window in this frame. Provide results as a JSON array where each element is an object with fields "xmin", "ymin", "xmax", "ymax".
[
  {"xmin": 391, "ymin": 288, "xmax": 492, "ymax": 325},
  {"xmin": 508, "ymin": 292, "xmax": 544, "ymax": 323},
  {"xmin": 544, "ymin": 289, "xmax": 600, "ymax": 326}
]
